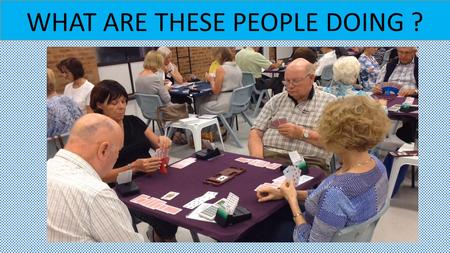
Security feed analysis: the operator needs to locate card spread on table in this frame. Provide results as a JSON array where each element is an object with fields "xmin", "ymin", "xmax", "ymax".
[
  {"xmin": 234, "ymin": 157, "xmax": 281, "ymax": 170},
  {"xmin": 116, "ymin": 169, "xmax": 132, "ymax": 185},
  {"xmin": 171, "ymin": 157, "xmax": 197, "ymax": 169},
  {"xmin": 130, "ymin": 194, "xmax": 150, "ymax": 204},
  {"xmin": 129, "ymin": 194, "xmax": 181, "ymax": 215},
  {"xmin": 183, "ymin": 191, "xmax": 218, "ymax": 209},
  {"xmin": 161, "ymin": 191, "xmax": 180, "ymax": 201}
]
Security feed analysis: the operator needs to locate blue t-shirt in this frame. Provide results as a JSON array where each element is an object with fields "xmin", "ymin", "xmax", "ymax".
[{"xmin": 294, "ymin": 155, "xmax": 388, "ymax": 242}]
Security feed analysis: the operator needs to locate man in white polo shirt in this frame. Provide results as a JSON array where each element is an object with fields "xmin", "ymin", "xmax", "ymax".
[{"xmin": 47, "ymin": 114, "xmax": 143, "ymax": 242}]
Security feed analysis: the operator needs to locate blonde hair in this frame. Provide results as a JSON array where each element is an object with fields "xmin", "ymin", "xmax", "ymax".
[
  {"xmin": 318, "ymin": 96, "xmax": 391, "ymax": 153},
  {"xmin": 47, "ymin": 68, "xmax": 56, "ymax": 96},
  {"xmin": 156, "ymin": 46, "xmax": 172, "ymax": 58},
  {"xmin": 143, "ymin": 50, "xmax": 164, "ymax": 72},
  {"xmin": 333, "ymin": 56, "xmax": 360, "ymax": 85}
]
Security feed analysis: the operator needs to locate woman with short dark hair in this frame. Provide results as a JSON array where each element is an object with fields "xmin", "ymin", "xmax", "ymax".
[{"xmin": 90, "ymin": 79, "xmax": 178, "ymax": 242}]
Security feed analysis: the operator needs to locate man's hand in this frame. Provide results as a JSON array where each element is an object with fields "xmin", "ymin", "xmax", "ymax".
[
  {"xmin": 278, "ymin": 123, "xmax": 302, "ymax": 139},
  {"xmin": 399, "ymin": 88, "xmax": 417, "ymax": 97},
  {"xmin": 372, "ymin": 84, "xmax": 382, "ymax": 94}
]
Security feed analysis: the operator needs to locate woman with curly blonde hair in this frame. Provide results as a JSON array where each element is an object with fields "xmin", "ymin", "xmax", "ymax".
[{"xmin": 255, "ymin": 96, "xmax": 391, "ymax": 242}]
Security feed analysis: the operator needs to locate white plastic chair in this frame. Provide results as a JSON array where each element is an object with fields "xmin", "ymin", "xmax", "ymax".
[
  {"xmin": 165, "ymin": 115, "xmax": 225, "ymax": 152},
  {"xmin": 387, "ymin": 155, "xmax": 418, "ymax": 202},
  {"xmin": 217, "ymin": 84, "xmax": 253, "ymax": 148},
  {"xmin": 319, "ymin": 64, "xmax": 333, "ymax": 87},
  {"xmin": 134, "ymin": 93, "xmax": 164, "ymax": 134},
  {"xmin": 331, "ymin": 202, "xmax": 389, "ymax": 242}
]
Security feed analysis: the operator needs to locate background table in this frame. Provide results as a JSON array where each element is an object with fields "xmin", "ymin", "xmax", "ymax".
[
  {"xmin": 119, "ymin": 151, "xmax": 325, "ymax": 242},
  {"xmin": 170, "ymin": 81, "xmax": 212, "ymax": 113},
  {"xmin": 372, "ymin": 94, "xmax": 418, "ymax": 119}
]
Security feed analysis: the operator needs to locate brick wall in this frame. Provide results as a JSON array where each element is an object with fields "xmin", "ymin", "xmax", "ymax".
[
  {"xmin": 171, "ymin": 47, "xmax": 215, "ymax": 81},
  {"xmin": 47, "ymin": 47, "xmax": 278, "ymax": 93},
  {"xmin": 47, "ymin": 47, "xmax": 100, "ymax": 93}
]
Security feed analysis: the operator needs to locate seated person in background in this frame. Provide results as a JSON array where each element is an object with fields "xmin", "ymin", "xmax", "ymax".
[
  {"xmin": 135, "ymin": 50, "xmax": 172, "ymax": 105},
  {"xmin": 248, "ymin": 59, "xmax": 336, "ymax": 172},
  {"xmin": 329, "ymin": 56, "xmax": 362, "ymax": 97},
  {"xmin": 157, "ymin": 46, "xmax": 184, "ymax": 84},
  {"xmin": 274, "ymin": 47, "xmax": 318, "ymax": 91},
  {"xmin": 373, "ymin": 47, "xmax": 418, "ymax": 143},
  {"xmin": 235, "ymin": 47, "xmax": 282, "ymax": 92},
  {"xmin": 47, "ymin": 114, "xmax": 143, "ymax": 242},
  {"xmin": 373, "ymin": 47, "xmax": 418, "ymax": 97},
  {"xmin": 47, "ymin": 68, "xmax": 82, "ymax": 138},
  {"xmin": 197, "ymin": 47, "xmax": 243, "ymax": 115},
  {"xmin": 208, "ymin": 47, "xmax": 221, "ymax": 76},
  {"xmin": 256, "ymin": 96, "xmax": 390, "ymax": 242},
  {"xmin": 291, "ymin": 47, "xmax": 318, "ymax": 64},
  {"xmin": 90, "ymin": 80, "xmax": 178, "ymax": 242},
  {"xmin": 57, "ymin": 57, "xmax": 94, "ymax": 114},
  {"xmin": 358, "ymin": 47, "xmax": 381, "ymax": 90},
  {"xmin": 315, "ymin": 47, "xmax": 337, "ymax": 78}
]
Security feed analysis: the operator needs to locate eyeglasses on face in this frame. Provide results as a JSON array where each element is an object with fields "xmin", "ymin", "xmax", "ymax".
[{"xmin": 282, "ymin": 73, "xmax": 312, "ymax": 86}]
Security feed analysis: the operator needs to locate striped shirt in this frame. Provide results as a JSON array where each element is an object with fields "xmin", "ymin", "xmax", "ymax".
[
  {"xmin": 252, "ymin": 88, "xmax": 336, "ymax": 163},
  {"xmin": 47, "ymin": 149, "xmax": 143, "ymax": 242}
]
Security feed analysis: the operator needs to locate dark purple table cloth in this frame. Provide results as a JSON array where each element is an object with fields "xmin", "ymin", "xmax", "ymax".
[
  {"xmin": 120, "ymin": 152, "xmax": 325, "ymax": 242},
  {"xmin": 372, "ymin": 94, "xmax": 418, "ymax": 119}
]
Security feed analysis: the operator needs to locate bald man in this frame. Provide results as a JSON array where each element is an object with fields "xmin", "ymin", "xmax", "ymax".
[
  {"xmin": 47, "ymin": 114, "xmax": 144, "ymax": 242},
  {"xmin": 248, "ymin": 59, "xmax": 336, "ymax": 171}
]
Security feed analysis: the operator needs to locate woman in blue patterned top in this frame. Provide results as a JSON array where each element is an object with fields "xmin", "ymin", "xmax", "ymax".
[
  {"xmin": 47, "ymin": 68, "xmax": 82, "ymax": 138},
  {"xmin": 256, "ymin": 96, "xmax": 391, "ymax": 242}
]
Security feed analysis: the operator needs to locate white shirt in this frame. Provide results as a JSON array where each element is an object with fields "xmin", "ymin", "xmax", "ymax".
[
  {"xmin": 47, "ymin": 149, "xmax": 143, "ymax": 242},
  {"xmin": 315, "ymin": 50, "xmax": 337, "ymax": 76},
  {"xmin": 63, "ymin": 80, "xmax": 94, "ymax": 114}
]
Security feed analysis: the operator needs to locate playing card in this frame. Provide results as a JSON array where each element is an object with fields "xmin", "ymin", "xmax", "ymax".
[
  {"xmin": 278, "ymin": 118, "xmax": 287, "ymax": 126},
  {"xmin": 161, "ymin": 191, "xmax": 180, "ymax": 201},
  {"xmin": 283, "ymin": 166, "xmax": 295, "ymax": 182},
  {"xmin": 161, "ymin": 205, "xmax": 182, "ymax": 215},
  {"xmin": 235, "ymin": 157, "xmax": 250, "ymax": 163},
  {"xmin": 171, "ymin": 157, "xmax": 197, "ymax": 169},
  {"xmin": 116, "ymin": 169, "xmax": 132, "ymax": 185},
  {"xmin": 265, "ymin": 162, "xmax": 282, "ymax": 170},
  {"xmin": 217, "ymin": 175, "xmax": 228, "ymax": 182},
  {"xmin": 224, "ymin": 192, "xmax": 239, "ymax": 215},
  {"xmin": 129, "ymin": 194, "xmax": 150, "ymax": 204}
]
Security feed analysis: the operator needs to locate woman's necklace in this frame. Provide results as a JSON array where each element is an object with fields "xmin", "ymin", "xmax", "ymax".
[{"xmin": 339, "ymin": 157, "xmax": 373, "ymax": 173}]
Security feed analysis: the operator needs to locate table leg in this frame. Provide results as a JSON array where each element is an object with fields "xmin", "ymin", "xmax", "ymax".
[{"xmin": 190, "ymin": 230, "xmax": 200, "ymax": 242}]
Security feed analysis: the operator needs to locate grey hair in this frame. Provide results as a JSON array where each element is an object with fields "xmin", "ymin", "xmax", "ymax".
[{"xmin": 333, "ymin": 56, "xmax": 361, "ymax": 85}]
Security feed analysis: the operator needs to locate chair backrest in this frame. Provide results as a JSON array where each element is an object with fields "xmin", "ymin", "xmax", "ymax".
[
  {"xmin": 320, "ymin": 64, "xmax": 333, "ymax": 87},
  {"xmin": 47, "ymin": 132, "xmax": 69, "ymax": 160},
  {"xmin": 242, "ymin": 72, "xmax": 256, "ymax": 86},
  {"xmin": 134, "ymin": 93, "xmax": 163, "ymax": 120},
  {"xmin": 229, "ymin": 84, "xmax": 253, "ymax": 115},
  {"xmin": 331, "ymin": 203, "xmax": 389, "ymax": 242},
  {"xmin": 381, "ymin": 48, "xmax": 394, "ymax": 67}
]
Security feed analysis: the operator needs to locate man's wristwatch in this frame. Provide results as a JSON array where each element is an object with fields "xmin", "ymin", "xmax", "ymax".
[{"xmin": 302, "ymin": 128, "xmax": 309, "ymax": 140}]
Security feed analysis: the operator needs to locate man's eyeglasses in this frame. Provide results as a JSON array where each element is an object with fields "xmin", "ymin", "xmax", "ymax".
[{"xmin": 282, "ymin": 73, "xmax": 312, "ymax": 87}]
